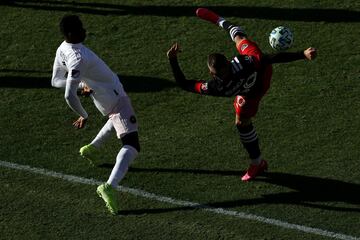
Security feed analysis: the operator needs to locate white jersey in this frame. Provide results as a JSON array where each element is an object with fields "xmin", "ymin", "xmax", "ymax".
[{"xmin": 52, "ymin": 41, "xmax": 127, "ymax": 117}]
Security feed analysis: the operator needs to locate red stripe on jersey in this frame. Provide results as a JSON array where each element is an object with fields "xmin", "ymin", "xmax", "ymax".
[
  {"xmin": 233, "ymin": 95, "xmax": 245, "ymax": 115},
  {"xmin": 194, "ymin": 81, "xmax": 204, "ymax": 93},
  {"xmin": 236, "ymin": 39, "xmax": 263, "ymax": 68}
]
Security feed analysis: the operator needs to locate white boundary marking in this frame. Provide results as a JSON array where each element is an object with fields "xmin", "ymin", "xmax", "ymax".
[{"xmin": 1, "ymin": 160, "xmax": 358, "ymax": 240}]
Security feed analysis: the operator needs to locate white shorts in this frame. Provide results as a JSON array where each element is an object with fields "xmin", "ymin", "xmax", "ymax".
[{"xmin": 109, "ymin": 97, "xmax": 138, "ymax": 139}]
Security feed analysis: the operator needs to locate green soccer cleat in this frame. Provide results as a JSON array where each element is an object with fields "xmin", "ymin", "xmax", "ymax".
[
  {"xmin": 96, "ymin": 183, "xmax": 119, "ymax": 215},
  {"xmin": 79, "ymin": 144, "xmax": 101, "ymax": 166}
]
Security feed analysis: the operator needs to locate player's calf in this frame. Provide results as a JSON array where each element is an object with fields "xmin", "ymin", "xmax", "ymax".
[{"xmin": 236, "ymin": 121, "xmax": 268, "ymax": 181}]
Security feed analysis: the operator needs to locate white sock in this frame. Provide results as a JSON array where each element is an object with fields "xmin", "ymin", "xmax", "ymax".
[
  {"xmin": 107, "ymin": 145, "xmax": 138, "ymax": 188},
  {"xmin": 90, "ymin": 119, "xmax": 114, "ymax": 148}
]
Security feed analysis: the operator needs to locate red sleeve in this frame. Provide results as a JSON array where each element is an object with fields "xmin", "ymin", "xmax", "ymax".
[
  {"xmin": 236, "ymin": 39, "xmax": 263, "ymax": 69},
  {"xmin": 194, "ymin": 82, "xmax": 202, "ymax": 93},
  {"xmin": 233, "ymin": 95, "xmax": 245, "ymax": 115},
  {"xmin": 194, "ymin": 81, "xmax": 211, "ymax": 94}
]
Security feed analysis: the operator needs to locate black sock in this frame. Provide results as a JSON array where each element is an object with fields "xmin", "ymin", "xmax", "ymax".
[{"xmin": 237, "ymin": 124, "xmax": 261, "ymax": 161}]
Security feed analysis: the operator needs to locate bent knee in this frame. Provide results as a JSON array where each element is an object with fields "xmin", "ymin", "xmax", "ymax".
[{"xmin": 121, "ymin": 131, "xmax": 140, "ymax": 152}]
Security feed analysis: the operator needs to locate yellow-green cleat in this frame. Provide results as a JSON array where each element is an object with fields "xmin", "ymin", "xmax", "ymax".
[
  {"xmin": 96, "ymin": 183, "xmax": 119, "ymax": 215},
  {"xmin": 79, "ymin": 144, "xmax": 100, "ymax": 166}
]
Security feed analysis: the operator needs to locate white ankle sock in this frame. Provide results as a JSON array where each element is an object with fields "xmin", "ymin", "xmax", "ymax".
[{"xmin": 107, "ymin": 145, "xmax": 138, "ymax": 188}]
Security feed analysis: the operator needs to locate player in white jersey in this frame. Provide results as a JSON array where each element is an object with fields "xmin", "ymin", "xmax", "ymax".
[{"xmin": 52, "ymin": 15, "xmax": 140, "ymax": 215}]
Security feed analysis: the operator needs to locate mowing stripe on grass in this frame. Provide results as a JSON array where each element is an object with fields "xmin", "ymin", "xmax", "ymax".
[{"xmin": 1, "ymin": 160, "xmax": 358, "ymax": 240}]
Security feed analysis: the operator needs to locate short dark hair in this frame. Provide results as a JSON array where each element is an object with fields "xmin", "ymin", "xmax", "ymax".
[
  {"xmin": 59, "ymin": 15, "xmax": 83, "ymax": 36},
  {"xmin": 207, "ymin": 53, "xmax": 228, "ymax": 71}
]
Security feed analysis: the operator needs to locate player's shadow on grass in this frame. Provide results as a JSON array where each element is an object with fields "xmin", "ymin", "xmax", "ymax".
[
  {"xmin": 2, "ymin": 0, "xmax": 360, "ymax": 22},
  {"xmin": 101, "ymin": 165, "xmax": 243, "ymax": 176},
  {"xmin": 120, "ymin": 75, "xmax": 176, "ymax": 93},
  {"xmin": 110, "ymin": 167, "xmax": 360, "ymax": 215},
  {"xmin": 252, "ymin": 172, "xmax": 360, "ymax": 212},
  {"xmin": 0, "ymin": 73, "xmax": 175, "ymax": 92},
  {"xmin": 204, "ymin": 172, "xmax": 360, "ymax": 213},
  {"xmin": 0, "ymin": 75, "xmax": 52, "ymax": 88}
]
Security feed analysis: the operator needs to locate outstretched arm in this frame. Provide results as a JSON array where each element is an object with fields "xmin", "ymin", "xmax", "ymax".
[
  {"xmin": 167, "ymin": 43, "xmax": 205, "ymax": 94},
  {"xmin": 263, "ymin": 47, "xmax": 317, "ymax": 64}
]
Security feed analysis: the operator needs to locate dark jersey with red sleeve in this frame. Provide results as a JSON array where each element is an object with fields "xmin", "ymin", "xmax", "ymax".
[
  {"xmin": 169, "ymin": 39, "xmax": 305, "ymax": 99},
  {"xmin": 195, "ymin": 54, "xmax": 263, "ymax": 98},
  {"xmin": 168, "ymin": 39, "xmax": 306, "ymax": 119}
]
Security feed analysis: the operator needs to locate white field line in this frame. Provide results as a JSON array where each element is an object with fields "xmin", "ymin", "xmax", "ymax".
[{"xmin": 1, "ymin": 160, "xmax": 358, "ymax": 240}]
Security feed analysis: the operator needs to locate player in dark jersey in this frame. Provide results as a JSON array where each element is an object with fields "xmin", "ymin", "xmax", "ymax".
[{"xmin": 167, "ymin": 16, "xmax": 317, "ymax": 181}]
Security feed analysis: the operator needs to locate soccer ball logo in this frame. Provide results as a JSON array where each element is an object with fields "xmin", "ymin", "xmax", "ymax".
[{"xmin": 269, "ymin": 26, "xmax": 293, "ymax": 51}]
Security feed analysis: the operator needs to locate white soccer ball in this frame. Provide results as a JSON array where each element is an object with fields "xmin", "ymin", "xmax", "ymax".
[{"xmin": 269, "ymin": 26, "xmax": 294, "ymax": 51}]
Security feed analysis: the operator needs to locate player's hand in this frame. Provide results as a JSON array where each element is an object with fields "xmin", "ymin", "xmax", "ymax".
[
  {"xmin": 72, "ymin": 116, "xmax": 87, "ymax": 129},
  {"xmin": 167, "ymin": 43, "xmax": 181, "ymax": 59},
  {"xmin": 304, "ymin": 47, "xmax": 317, "ymax": 60}
]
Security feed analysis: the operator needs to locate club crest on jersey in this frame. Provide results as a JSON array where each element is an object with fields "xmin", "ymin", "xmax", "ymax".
[
  {"xmin": 241, "ymin": 44, "xmax": 248, "ymax": 52},
  {"xmin": 71, "ymin": 70, "xmax": 80, "ymax": 78}
]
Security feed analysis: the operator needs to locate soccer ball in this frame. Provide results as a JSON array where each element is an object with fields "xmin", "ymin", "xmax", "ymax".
[{"xmin": 269, "ymin": 26, "xmax": 293, "ymax": 51}]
